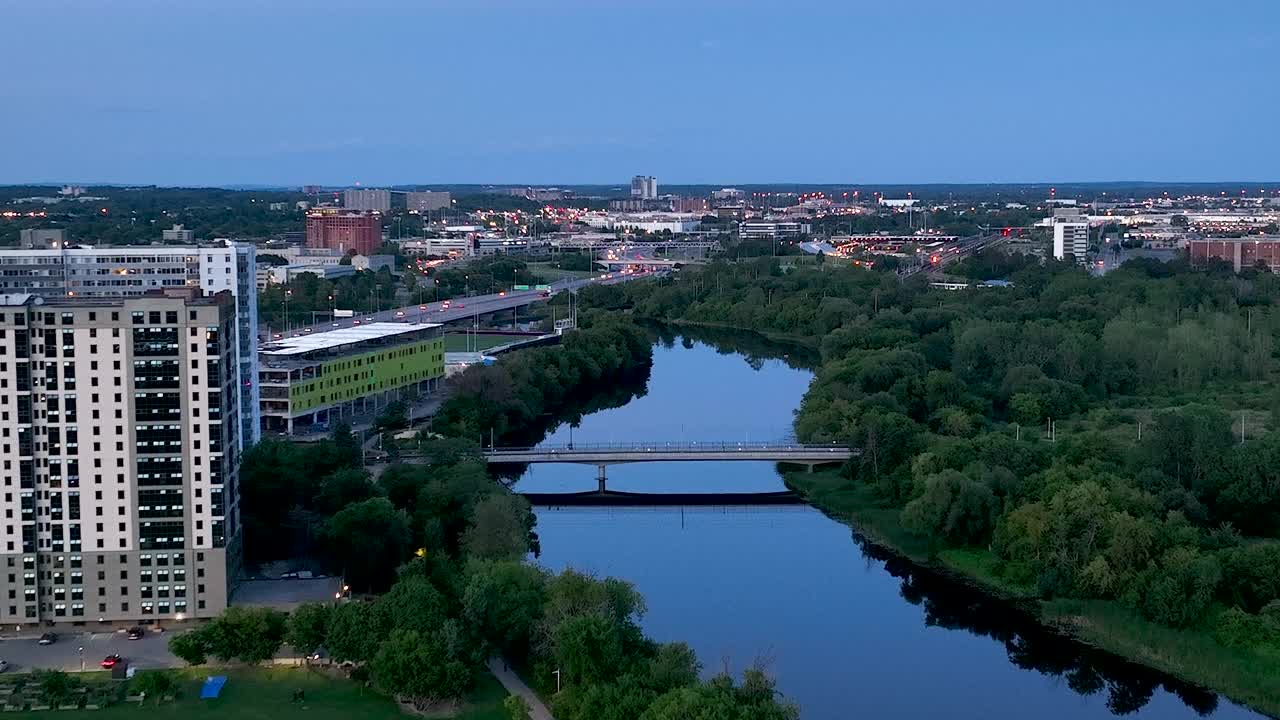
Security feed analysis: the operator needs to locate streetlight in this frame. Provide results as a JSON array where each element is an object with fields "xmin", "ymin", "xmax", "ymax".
[
  {"xmin": 552, "ymin": 669, "xmax": 561, "ymax": 693},
  {"xmin": 78, "ymin": 646, "xmax": 84, "ymax": 671}
]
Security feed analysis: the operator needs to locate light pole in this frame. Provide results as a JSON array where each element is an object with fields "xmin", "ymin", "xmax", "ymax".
[
  {"xmin": 78, "ymin": 646, "xmax": 84, "ymax": 671},
  {"xmin": 552, "ymin": 669, "xmax": 561, "ymax": 693},
  {"xmin": 284, "ymin": 290, "xmax": 292, "ymax": 332}
]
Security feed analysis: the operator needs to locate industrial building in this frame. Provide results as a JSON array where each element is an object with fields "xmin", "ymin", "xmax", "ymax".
[
  {"xmin": 0, "ymin": 289, "xmax": 241, "ymax": 626},
  {"xmin": 305, "ymin": 208, "xmax": 383, "ymax": 256},
  {"xmin": 258, "ymin": 323, "xmax": 445, "ymax": 434},
  {"xmin": 1189, "ymin": 236, "xmax": 1280, "ymax": 273},
  {"xmin": 739, "ymin": 220, "xmax": 808, "ymax": 240},
  {"xmin": 0, "ymin": 241, "xmax": 260, "ymax": 448}
]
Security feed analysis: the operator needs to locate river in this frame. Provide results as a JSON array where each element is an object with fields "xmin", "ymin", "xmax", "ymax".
[{"xmin": 512, "ymin": 330, "xmax": 1264, "ymax": 720}]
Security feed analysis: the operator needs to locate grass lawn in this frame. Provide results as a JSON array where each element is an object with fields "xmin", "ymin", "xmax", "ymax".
[
  {"xmin": 38, "ymin": 667, "xmax": 510, "ymax": 720},
  {"xmin": 443, "ymin": 333, "xmax": 531, "ymax": 352},
  {"xmin": 528, "ymin": 262, "xmax": 597, "ymax": 281}
]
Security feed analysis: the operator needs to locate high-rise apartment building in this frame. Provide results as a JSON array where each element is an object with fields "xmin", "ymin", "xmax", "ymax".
[
  {"xmin": 1051, "ymin": 209, "xmax": 1089, "ymax": 262},
  {"xmin": 305, "ymin": 209, "xmax": 382, "ymax": 256},
  {"xmin": 342, "ymin": 189, "xmax": 391, "ymax": 212},
  {"xmin": 405, "ymin": 191, "xmax": 451, "ymax": 213},
  {"xmin": 0, "ymin": 289, "xmax": 240, "ymax": 626},
  {"xmin": 630, "ymin": 176, "xmax": 658, "ymax": 200},
  {"xmin": 0, "ymin": 242, "xmax": 260, "ymax": 448}
]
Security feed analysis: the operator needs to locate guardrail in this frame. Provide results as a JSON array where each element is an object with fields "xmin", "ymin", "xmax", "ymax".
[{"xmin": 485, "ymin": 441, "xmax": 852, "ymax": 453}]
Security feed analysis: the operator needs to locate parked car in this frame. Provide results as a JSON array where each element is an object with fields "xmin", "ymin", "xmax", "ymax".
[
  {"xmin": 126, "ymin": 627, "xmax": 145, "ymax": 640},
  {"xmin": 37, "ymin": 633, "xmax": 56, "ymax": 646},
  {"xmin": 0, "ymin": 660, "xmax": 9, "ymax": 673},
  {"xmin": 100, "ymin": 654, "xmax": 123, "ymax": 669},
  {"xmin": 281, "ymin": 571, "xmax": 315, "ymax": 580}
]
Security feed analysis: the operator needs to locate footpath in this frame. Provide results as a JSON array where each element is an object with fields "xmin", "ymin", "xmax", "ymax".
[{"xmin": 487, "ymin": 658, "xmax": 555, "ymax": 720}]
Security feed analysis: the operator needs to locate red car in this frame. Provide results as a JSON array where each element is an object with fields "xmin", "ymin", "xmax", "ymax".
[{"xmin": 101, "ymin": 654, "xmax": 123, "ymax": 669}]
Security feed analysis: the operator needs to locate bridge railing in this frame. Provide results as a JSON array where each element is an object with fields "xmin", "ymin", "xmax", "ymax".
[{"xmin": 485, "ymin": 441, "xmax": 852, "ymax": 454}]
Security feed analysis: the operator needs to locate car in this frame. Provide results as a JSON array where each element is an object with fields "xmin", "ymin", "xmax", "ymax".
[
  {"xmin": 352, "ymin": 319, "xmax": 361, "ymax": 325},
  {"xmin": 127, "ymin": 627, "xmax": 145, "ymax": 640},
  {"xmin": 395, "ymin": 310, "xmax": 405, "ymax": 317},
  {"xmin": 272, "ymin": 333, "xmax": 282, "ymax": 339},
  {"xmin": 455, "ymin": 303, "xmax": 465, "ymax": 309},
  {"xmin": 101, "ymin": 654, "xmax": 123, "ymax": 669},
  {"xmin": 303, "ymin": 327, "xmax": 312, "ymax": 333},
  {"xmin": 498, "ymin": 291, "xmax": 506, "ymax": 297},
  {"xmin": 419, "ymin": 305, "xmax": 427, "ymax": 311},
  {"xmin": 37, "ymin": 632, "xmax": 56, "ymax": 646},
  {"xmin": 331, "ymin": 323, "xmax": 339, "ymax": 328},
  {"xmin": 0, "ymin": 660, "xmax": 8, "ymax": 673}
]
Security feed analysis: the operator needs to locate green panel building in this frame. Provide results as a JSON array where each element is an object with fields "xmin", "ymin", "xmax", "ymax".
[{"xmin": 258, "ymin": 322, "xmax": 444, "ymax": 434}]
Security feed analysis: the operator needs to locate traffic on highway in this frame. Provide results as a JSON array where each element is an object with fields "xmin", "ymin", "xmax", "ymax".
[{"xmin": 263, "ymin": 269, "xmax": 653, "ymax": 341}]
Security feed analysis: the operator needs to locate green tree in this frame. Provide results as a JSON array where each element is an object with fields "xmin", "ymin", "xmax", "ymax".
[
  {"xmin": 168, "ymin": 631, "xmax": 208, "ymax": 666},
  {"xmin": 554, "ymin": 614, "xmax": 628, "ymax": 687},
  {"xmin": 375, "ymin": 575, "xmax": 450, "ymax": 637},
  {"xmin": 902, "ymin": 469, "xmax": 999, "ymax": 545},
  {"xmin": 317, "ymin": 468, "xmax": 378, "ymax": 515},
  {"xmin": 504, "ymin": 695, "xmax": 533, "ymax": 720},
  {"xmin": 1133, "ymin": 547, "xmax": 1222, "ymax": 628},
  {"xmin": 462, "ymin": 560, "xmax": 548, "ymax": 660},
  {"xmin": 371, "ymin": 627, "xmax": 477, "ymax": 706},
  {"xmin": 463, "ymin": 493, "xmax": 537, "ymax": 561},
  {"xmin": 285, "ymin": 602, "xmax": 333, "ymax": 654},
  {"xmin": 201, "ymin": 607, "xmax": 288, "ymax": 663},
  {"xmin": 327, "ymin": 601, "xmax": 386, "ymax": 664},
  {"xmin": 324, "ymin": 498, "xmax": 412, "ymax": 591}
]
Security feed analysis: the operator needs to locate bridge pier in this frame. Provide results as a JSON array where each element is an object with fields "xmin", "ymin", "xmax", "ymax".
[{"xmin": 597, "ymin": 464, "xmax": 607, "ymax": 493}]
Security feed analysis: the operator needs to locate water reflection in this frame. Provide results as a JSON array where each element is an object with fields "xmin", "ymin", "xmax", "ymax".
[{"xmin": 862, "ymin": 535, "xmax": 1219, "ymax": 717}]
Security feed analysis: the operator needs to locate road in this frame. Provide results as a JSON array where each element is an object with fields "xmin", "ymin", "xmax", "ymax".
[
  {"xmin": 0, "ymin": 630, "xmax": 178, "ymax": 673},
  {"xmin": 266, "ymin": 272, "xmax": 649, "ymax": 341}
]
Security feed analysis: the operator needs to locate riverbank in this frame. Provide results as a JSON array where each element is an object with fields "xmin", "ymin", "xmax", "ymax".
[{"xmin": 785, "ymin": 469, "xmax": 1280, "ymax": 718}]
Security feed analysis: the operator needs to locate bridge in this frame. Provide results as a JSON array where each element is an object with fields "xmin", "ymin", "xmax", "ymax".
[{"xmin": 479, "ymin": 442, "xmax": 855, "ymax": 492}]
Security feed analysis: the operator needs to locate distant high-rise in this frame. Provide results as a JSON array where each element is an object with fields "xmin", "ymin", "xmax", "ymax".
[
  {"xmin": 306, "ymin": 208, "xmax": 382, "ymax": 256},
  {"xmin": 630, "ymin": 176, "xmax": 658, "ymax": 200},
  {"xmin": 405, "ymin": 191, "xmax": 452, "ymax": 213},
  {"xmin": 1051, "ymin": 209, "xmax": 1089, "ymax": 262},
  {"xmin": 343, "ymin": 189, "xmax": 391, "ymax": 212}
]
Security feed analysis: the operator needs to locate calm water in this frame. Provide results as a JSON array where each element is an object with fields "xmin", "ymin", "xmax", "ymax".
[{"xmin": 514, "ymin": 333, "xmax": 1264, "ymax": 720}]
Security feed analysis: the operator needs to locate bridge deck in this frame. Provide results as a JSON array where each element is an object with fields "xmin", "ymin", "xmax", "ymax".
[{"xmin": 482, "ymin": 443, "xmax": 853, "ymax": 465}]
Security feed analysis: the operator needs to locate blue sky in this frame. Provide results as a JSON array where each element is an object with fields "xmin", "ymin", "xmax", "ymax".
[{"xmin": 2, "ymin": 0, "xmax": 1276, "ymax": 186}]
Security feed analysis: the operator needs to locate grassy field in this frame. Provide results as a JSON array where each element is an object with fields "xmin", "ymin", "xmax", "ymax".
[
  {"xmin": 528, "ymin": 262, "xmax": 597, "ymax": 281},
  {"xmin": 784, "ymin": 469, "xmax": 1280, "ymax": 718},
  {"xmin": 443, "ymin": 333, "xmax": 531, "ymax": 352},
  {"xmin": 37, "ymin": 667, "xmax": 509, "ymax": 720}
]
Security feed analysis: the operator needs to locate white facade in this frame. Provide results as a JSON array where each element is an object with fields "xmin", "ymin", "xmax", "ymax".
[
  {"xmin": 1052, "ymin": 209, "xmax": 1089, "ymax": 261},
  {"xmin": 161, "ymin": 225, "xmax": 195, "ymax": 242},
  {"xmin": 0, "ymin": 243, "xmax": 260, "ymax": 447},
  {"xmin": 343, "ymin": 189, "xmax": 391, "ymax": 212},
  {"xmin": 0, "ymin": 292, "xmax": 239, "ymax": 626}
]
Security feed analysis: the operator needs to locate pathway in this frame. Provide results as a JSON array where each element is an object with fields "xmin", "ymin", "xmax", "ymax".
[{"xmin": 487, "ymin": 658, "xmax": 555, "ymax": 720}]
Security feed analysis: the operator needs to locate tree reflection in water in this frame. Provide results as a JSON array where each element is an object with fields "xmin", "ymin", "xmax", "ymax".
[{"xmin": 860, "ymin": 533, "xmax": 1218, "ymax": 717}]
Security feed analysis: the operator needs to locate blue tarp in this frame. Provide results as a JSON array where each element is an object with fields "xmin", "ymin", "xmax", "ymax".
[{"xmin": 200, "ymin": 675, "xmax": 228, "ymax": 699}]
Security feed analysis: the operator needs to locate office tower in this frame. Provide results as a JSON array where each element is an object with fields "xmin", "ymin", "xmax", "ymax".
[
  {"xmin": 630, "ymin": 175, "xmax": 658, "ymax": 200},
  {"xmin": 1051, "ymin": 208, "xmax": 1089, "ymax": 262},
  {"xmin": 342, "ymin": 189, "xmax": 391, "ymax": 212},
  {"xmin": 0, "ymin": 241, "xmax": 260, "ymax": 448},
  {"xmin": 405, "ymin": 191, "xmax": 452, "ymax": 213},
  {"xmin": 305, "ymin": 208, "xmax": 383, "ymax": 256},
  {"xmin": 0, "ymin": 289, "xmax": 240, "ymax": 625}
]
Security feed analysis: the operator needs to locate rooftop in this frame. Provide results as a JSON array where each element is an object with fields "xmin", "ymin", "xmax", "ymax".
[{"xmin": 260, "ymin": 321, "xmax": 442, "ymax": 357}]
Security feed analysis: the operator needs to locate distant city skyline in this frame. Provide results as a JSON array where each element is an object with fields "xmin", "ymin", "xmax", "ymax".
[{"xmin": 2, "ymin": 0, "xmax": 1277, "ymax": 186}]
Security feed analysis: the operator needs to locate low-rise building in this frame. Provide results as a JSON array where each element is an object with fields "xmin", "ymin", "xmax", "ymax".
[
  {"xmin": 161, "ymin": 225, "xmax": 195, "ymax": 242},
  {"xmin": 405, "ymin": 191, "xmax": 452, "ymax": 213},
  {"xmin": 1189, "ymin": 236, "xmax": 1280, "ymax": 272},
  {"xmin": 739, "ymin": 220, "xmax": 808, "ymax": 240},
  {"xmin": 258, "ymin": 322, "xmax": 445, "ymax": 434}
]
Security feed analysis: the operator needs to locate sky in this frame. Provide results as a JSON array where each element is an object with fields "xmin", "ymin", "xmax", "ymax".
[{"xmin": 2, "ymin": 0, "xmax": 1277, "ymax": 186}]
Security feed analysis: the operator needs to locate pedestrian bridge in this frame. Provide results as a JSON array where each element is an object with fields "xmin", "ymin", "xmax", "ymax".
[{"xmin": 484, "ymin": 442, "xmax": 854, "ymax": 466}]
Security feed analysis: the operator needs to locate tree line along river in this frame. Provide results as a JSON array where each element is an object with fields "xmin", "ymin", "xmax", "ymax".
[{"xmin": 511, "ymin": 329, "xmax": 1265, "ymax": 720}]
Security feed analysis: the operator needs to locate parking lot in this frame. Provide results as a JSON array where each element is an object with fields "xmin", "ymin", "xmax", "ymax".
[{"xmin": 0, "ymin": 629, "xmax": 178, "ymax": 673}]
